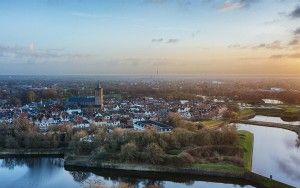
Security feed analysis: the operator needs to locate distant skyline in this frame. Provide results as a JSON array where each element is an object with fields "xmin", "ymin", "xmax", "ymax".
[{"xmin": 0, "ymin": 0, "xmax": 300, "ymax": 75}]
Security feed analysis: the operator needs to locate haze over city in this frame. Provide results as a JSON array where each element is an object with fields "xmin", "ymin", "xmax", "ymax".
[{"xmin": 1, "ymin": 0, "xmax": 300, "ymax": 75}]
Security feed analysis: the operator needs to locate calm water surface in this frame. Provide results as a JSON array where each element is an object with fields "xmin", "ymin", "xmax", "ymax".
[
  {"xmin": 237, "ymin": 123, "xmax": 300, "ymax": 187},
  {"xmin": 0, "ymin": 157, "xmax": 254, "ymax": 188}
]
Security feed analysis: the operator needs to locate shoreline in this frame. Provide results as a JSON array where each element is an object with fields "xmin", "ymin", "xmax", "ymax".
[
  {"xmin": 0, "ymin": 149, "xmax": 293, "ymax": 188},
  {"xmin": 0, "ymin": 148, "xmax": 65, "ymax": 158},
  {"xmin": 64, "ymin": 159, "xmax": 293, "ymax": 188}
]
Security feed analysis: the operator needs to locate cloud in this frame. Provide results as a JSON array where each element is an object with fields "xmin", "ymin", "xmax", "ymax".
[
  {"xmin": 295, "ymin": 28, "xmax": 300, "ymax": 35},
  {"xmin": 0, "ymin": 44, "xmax": 92, "ymax": 63},
  {"xmin": 263, "ymin": 19, "xmax": 281, "ymax": 25},
  {"xmin": 151, "ymin": 38, "xmax": 179, "ymax": 44},
  {"xmin": 166, "ymin": 39, "xmax": 179, "ymax": 43},
  {"xmin": 228, "ymin": 44, "xmax": 248, "ymax": 49},
  {"xmin": 289, "ymin": 39, "xmax": 299, "ymax": 46},
  {"xmin": 290, "ymin": 6, "xmax": 300, "ymax": 18},
  {"xmin": 270, "ymin": 53, "xmax": 300, "ymax": 59},
  {"xmin": 219, "ymin": 0, "xmax": 258, "ymax": 11},
  {"xmin": 219, "ymin": 1, "xmax": 244, "ymax": 11},
  {"xmin": 253, "ymin": 40, "xmax": 283, "ymax": 50},
  {"xmin": 152, "ymin": 38, "xmax": 164, "ymax": 42},
  {"xmin": 228, "ymin": 39, "xmax": 299, "ymax": 50},
  {"xmin": 270, "ymin": 54, "xmax": 285, "ymax": 59}
]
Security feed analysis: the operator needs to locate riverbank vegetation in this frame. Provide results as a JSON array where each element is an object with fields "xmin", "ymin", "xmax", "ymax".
[
  {"xmin": 0, "ymin": 117, "xmax": 83, "ymax": 151},
  {"xmin": 253, "ymin": 106, "xmax": 300, "ymax": 121}
]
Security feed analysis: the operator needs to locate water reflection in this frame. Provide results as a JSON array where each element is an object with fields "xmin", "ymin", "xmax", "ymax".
[
  {"xmin": 1, "ymin": 157, "xmax": 63, "ymax": 170},
  {"xmin": 69, "ymin": 171, "xmax": 91, "ymax": 183},
  {"xmin": 236, "ymin": 123, "xmax": 300, "ymax": 187},
  {"xmin": 0, "ymin": 157, "xmax": 254, "ymax": 188}
]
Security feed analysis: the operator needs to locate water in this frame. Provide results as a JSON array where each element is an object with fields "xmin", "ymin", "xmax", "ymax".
[
  {"xmin": 0, "ymin": 157, "xmax": 254, "ymax": 188},
  {"xmin": 249, "ymin": 115, "xmax": 300, "ymax": 125},
  {"xmin": 262, "ymin": 99, "xmax": 283, "ymax": 105},
  {"xmin": 237, "ymin": 123, "xmax": 300, "ymax": 187}
]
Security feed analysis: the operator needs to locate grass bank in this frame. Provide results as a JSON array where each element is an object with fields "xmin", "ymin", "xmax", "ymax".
[
  {"xmin": 253, "ymin": 106, "xmax": 300, "ymax": 121},
  {"xmin": 201, "ymin": 119, "xmax": 224, "ymax": 129},
  {"xmin": 238, "ymin": 130, "xmax": 253, "ymax": 171},
  {"xmin": 191, "ymin": 163, "xmax": 244, "ymax": 173},
  {"xmin": 238, "ymin": 109, "xmax": 256, "ymax": 120}
]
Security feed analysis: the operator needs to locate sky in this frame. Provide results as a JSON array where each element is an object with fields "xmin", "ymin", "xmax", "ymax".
[{"xmin": 0, "ymin": 0, "xmax": 300, "ymax": 75}]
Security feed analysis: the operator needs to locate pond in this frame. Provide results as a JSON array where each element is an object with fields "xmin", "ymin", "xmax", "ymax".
[
  {"xmin": 249, "ymin": 115, "xmax": 300, "ymax": 125},
  {"xmin": 0, "ymin": 157, "xmax": 254, "ymax": 188},
  {"xmin": 237, "ymin": 123, "xmax": 300, "ymax": 187}
]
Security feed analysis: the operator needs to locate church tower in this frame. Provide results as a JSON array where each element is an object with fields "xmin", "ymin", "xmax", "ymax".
[{"xmin": 95, "ymin": 82, "xmax": 103, "ymax": 110}]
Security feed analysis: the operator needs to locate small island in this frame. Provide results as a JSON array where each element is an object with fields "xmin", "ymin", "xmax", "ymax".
[{"xmin": 0, "ymin": 113, "xmax": 291, "ymax": 188}]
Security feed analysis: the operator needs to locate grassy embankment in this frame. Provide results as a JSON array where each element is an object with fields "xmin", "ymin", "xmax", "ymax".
[
  {"xmin": 238, "ymin": 109, "xmax": 256, "ymax": 120},
  {"xmin": 201, "ymin": 119, "xmax": 224, "ymax": 129},
  {"xmin": 253, "ymin": 106, "xmax": 300, "ymax": 121},
  {"xmin": 191, "ymin": 130, "xmax": 253, "ymax": 173},
  {"xmin": 199, "ymin": 108, "xmax": 255, "ymax": 129}
]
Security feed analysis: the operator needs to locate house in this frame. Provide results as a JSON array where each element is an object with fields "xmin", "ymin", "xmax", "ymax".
[{"xmin": 134, "ymin": 120, "xmax": 172, "ymax": 132}]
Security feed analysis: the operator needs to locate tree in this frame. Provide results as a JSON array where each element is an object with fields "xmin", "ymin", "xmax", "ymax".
[
  {"xmin": 9, "ymin": 97, "xmax": 22, "ymax": 106},
  {"xmin": 119, "ymin": 142, "xmax": 138, "ymax": 162},
  {"xmin": 5, "ymin": 136, "xmax": 19, "ymax": 148},
  {"xmin": 145, "ymin": 143, "xmax": 165, "ymax": 164},
  {"xmin": 222, "ymin": 110, "xmax": 238, "ymax": 121},
  {"xmin": 72, "ymin": 130, "xmax": 88, "ymax": 141},
  {"xmin": 26, "ymin": 91, "xmax": 36, "ymax": 103},
  {"xmin": 178, "ymin": 152, "xmax": 195, "ymax": 165},
  {"xmin": 168, "ymin": 113, "xmax": 182, "ymax": 128}
]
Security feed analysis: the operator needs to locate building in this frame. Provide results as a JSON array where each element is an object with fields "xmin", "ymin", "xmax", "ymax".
[
  {"xmin": 134, "ymin": 120, "xmax": 173, "ymax": 132},
  {"xmin": 95, "ymin": 82, "xmax": 104, "ymax": 110},
  {"xmin": 66, "ymin": 82, "xmax": 104, "ymax": 110}
]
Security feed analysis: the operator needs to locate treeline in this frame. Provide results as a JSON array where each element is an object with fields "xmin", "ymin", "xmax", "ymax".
[
  {"xmin": 7, "ymin": 89, "xmax": 63, "ymax": 106},
  {"xmin": 0, "ymin": 118, "xmax": 79, "ymax": 149}
]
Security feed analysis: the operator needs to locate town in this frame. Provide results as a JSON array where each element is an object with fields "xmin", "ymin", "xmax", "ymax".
[{"xmin": 0, "ymin": 79, "xmax": 225, "ymax": 133}]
